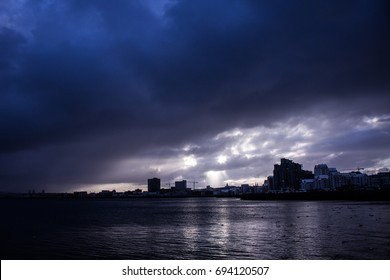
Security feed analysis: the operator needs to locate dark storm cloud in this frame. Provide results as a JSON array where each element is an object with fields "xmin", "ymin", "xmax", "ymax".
[{"xmin": 0, "ymin": 0, "xmax": 389, "ymax": 191}]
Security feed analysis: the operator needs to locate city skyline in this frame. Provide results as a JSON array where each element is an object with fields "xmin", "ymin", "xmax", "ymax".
[
  {"xmin": 1, "ymin": 1, "xmax": 389, "ymax": 193},
  {"xmin": 9, "ymin": 157, "xmax": 390, "ymax": 194}
]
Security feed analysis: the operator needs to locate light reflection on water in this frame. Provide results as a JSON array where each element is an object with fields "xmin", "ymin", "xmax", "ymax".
[{"xmin": 1, "ymin": 198, "xmax": 390, "ymax": 259}]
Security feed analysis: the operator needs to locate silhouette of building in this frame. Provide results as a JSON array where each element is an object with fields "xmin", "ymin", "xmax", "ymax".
[
  {"xmin": 148, "ymin": 177, "xmax": 161, "ymax": 193},
  {"xmin": 301, "ymin": 170, "xmax": 314, "ymax": 180},
  {"xmin": 314, "ymin": 164, "xmax": 330, "ymax": 190},
  {"xmin": 73, "ymin": 191, "xmax": 88, "ymax": 198},
  {"xmin": 301, "ymin": 179, "xmax": 315, "ymax": 191},
  {"xmin": 338, "ymin": 172, "xmax": 369, "ymax": 189},
  {"xmin": 370, "ymin": 171, "xmax": 390, "ymax": 188},
  {"xmin": 175, "ymin": 180, "xmax": 187, "ymax": 191},
  {"xmin": 273, "ymin": 158, "xmax": 312, "ymax": 191},
  {"xmin": 99, "ymin": 190, "xmax": 113, "ymax": 197},
  {"xmin": 241, "ymin": 184, "xmax": 253, "ymax": 194},
  {"xmin": 264, "ymin": 176, "xmax": 274, "ymax": 191},
  {"xmin": 328, "ymin": 168, "xmax": 341, "ymax": 190},
  {"xmin": 314, "ymin": 164, "xmax": 329, "ymax": 176}
]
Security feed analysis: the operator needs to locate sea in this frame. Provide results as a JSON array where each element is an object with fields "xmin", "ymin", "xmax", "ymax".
[{"xmin": 1, "ymin": 197, "xmax": 390, "ymax": 260}]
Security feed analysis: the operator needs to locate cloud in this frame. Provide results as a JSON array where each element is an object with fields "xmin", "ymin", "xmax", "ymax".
[{"xmin": 0, "ymin": 0, "xmax": 389, "ymax": 191}]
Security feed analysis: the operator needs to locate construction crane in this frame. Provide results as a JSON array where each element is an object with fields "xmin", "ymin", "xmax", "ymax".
[{"xmin": 188, "ymin": 180, "xmax": 198, "ymax": 190}]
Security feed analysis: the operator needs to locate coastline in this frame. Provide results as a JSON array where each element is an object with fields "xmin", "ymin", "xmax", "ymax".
[
  {"xmin": 241, "ymin": 189, "xmax": 390, "ymax": 201},
  {"xmin": 2, "ymin": 189, "xmax": 390, "ymax": 201}
]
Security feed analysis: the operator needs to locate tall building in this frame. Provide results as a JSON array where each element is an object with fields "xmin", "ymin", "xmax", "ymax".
[
  {"xmin": 313, "ymin": 165, "xmax": 341, "ymax": 190},
  {"xmin": 314, "ymin": 164, "xmax": 330, "ymax": 190},
  {"xmin": 175, "ymin": 180, "xmax": 187, "ymax": 191},
  {"xmin": 273, "ymin": 158, "xmax": 305, "ymax": 191},
  {"xmin": 147, "ymin": 177, "xmax": 161, "ymax": 193},
  {"xmin": 314, "ymin": 164, "xmax": 329, "ymax": 176},
  {"xmin": 328, "ymin": 168, "xmax": 341, "ymax": 190}
]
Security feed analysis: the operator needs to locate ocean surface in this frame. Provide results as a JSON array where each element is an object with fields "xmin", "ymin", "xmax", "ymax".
[{"xmin": 1, "ymin": 198, "xmax": 390, "ymax": 259}]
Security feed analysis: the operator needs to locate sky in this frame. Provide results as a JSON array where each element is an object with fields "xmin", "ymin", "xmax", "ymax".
[{"xmin": 1, "ymin": 0, "xmax": 389, "ymax": 192}]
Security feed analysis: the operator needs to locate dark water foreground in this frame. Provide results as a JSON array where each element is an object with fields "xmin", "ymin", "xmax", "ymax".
[{"xmin": 1, "ymin": 198, "xmax": 389, "ymax": 259}]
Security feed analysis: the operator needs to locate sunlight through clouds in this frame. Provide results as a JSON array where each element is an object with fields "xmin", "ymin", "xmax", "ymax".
[
  {"xmin": 98, "ymin": 115, "xmax": 390, "ymax": 190},
  {"xmin": 183, "ymin": 154, "xmax": 197, "ymax": 168},
  {"xmin": 217, "ymin": 155, "xmax": 228, "ymax": 164},
  {"xmin": 211, "ymin": 122, "xmax": 315, "ymax": 162},
  {"xmin": 205, "ymin": 170, "xmax": 227, "ymax": 187}
]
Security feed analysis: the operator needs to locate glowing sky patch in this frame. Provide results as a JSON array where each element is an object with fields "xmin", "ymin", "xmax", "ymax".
[
  {"xmin": 205, "ymin": 170, "xmax": 228, "ymax": 188},
  {"xmin": 183, "ymin": 155, "xmax": 197, "ymax": 168},
  {"xmin": 217, "ymin": 155, "xmax": 228, "ymax": 164}
]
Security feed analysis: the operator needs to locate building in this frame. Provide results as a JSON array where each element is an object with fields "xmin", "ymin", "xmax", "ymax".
[
  {"xmin": 264, "ymin": 176, "xmax": 274, "ymax": 191},
  {"xmin": 313, "ymin": 164, "xmax": 328, "ymax": 190},
  {"xmin": 339, "ymin": 172, "xmax": 369, "ymax": 189},
  {"xmin": 301, "ymin": 170, "xmax": 314, "ymax": 180},
  {"xmin": 73, "ymin": 191, "xmax": 88, "ymax": 198},
  {"xmin": 315, "ymin": 175, "xmax": 330, "ymax": 190},
  {"xmin": 328, "ymin": 168, "xmax": 342, "ymax": 190},
  {"xmin": 301, "ymin": 179, "xmax": 315, "ymax": 191},
  {"xmin": 175, "ymin": 180, "xmax": 187, "ymax": 191},
  {"xmin": 314, "ymin": 164, "xmax": 329, "ymax": 176},
  {"xmin": 99, "ymin": 190, "xmax": 113, "ymax": 197},
  {"xmin": 311, "ymin": 164, "xmax": 349, "ymax": 190},
  {"xmin": 147, "ymin": 177, "xmax": 161, "ymax": 193},
  {"xmin": 273, "ymin": 158, "xmax": 306, "ymax": 191},
  {"xmin": 350, "ymin": 172, "xmax": 369, "ymax": 187},
  {"xmin": 370, "ymin": 171, "xmax": 390, "ymax": 188},
  {"xmin": 241, "ymin": 184, "xmax": 253, "ymax": 194}
]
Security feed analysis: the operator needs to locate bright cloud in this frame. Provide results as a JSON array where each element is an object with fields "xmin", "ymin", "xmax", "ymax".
[{"xmin": 183, "ymin": 154, "xmax": 197, "ymax": 168}]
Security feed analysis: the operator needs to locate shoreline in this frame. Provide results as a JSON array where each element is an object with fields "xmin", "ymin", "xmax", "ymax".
[
  {"xmin": 241, "ymin": 190, "xmax": 390, "ymax": 201},
  {"xmin": 1, "ymin": 189, "xmax": 390, "ymax": 201}
]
